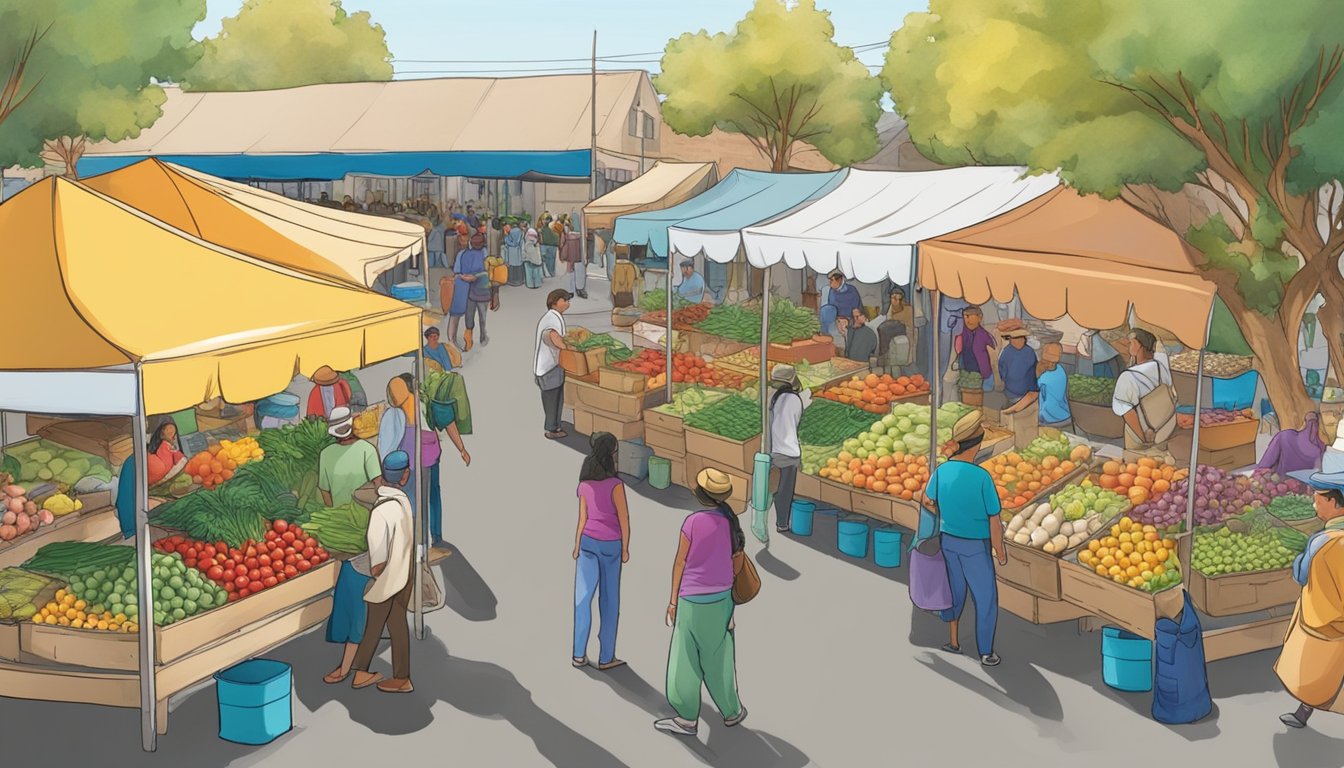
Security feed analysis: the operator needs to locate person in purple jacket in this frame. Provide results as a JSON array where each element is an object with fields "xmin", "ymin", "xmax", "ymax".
[
  {"xmin": 572, "ymin": 432, "xmax": 631, "ymax": 670},
  {"xmin": 956, "ymin": 306, "xmax": 997, "ymax": 390}
]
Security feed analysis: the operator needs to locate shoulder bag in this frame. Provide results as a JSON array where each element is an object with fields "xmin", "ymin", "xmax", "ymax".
[
  {"xmin": 908, "ymin": 469, "xmax": 953, "ymax": 612},
  {"xmin": 725, "ymin": 508, "xmax": 762, "ymax": 604}
]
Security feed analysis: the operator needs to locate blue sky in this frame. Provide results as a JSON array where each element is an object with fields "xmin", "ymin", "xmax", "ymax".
[{"xmin": 198, "ymin": 0, "xmax": 928, "ymax": 79}]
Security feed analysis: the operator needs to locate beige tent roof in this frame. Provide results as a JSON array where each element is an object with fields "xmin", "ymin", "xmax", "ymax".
[
  {"xmin": 84, "ymin": 72, "xmax": 648, "ymax": 157},
  {"xmin": 918, "ymin": 187, "xmax": 1216, "ymax": 348},
  {"xmin": 583, "ymin": 161, "xmax": 717, "ymax": 230}
]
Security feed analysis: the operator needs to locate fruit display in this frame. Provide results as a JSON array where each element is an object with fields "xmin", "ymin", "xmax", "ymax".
[
  {"xmin": 304, "ymin": 503, "xmax": 372, "ymax": 553},
  {"xmin": 1067, "ymin": 375, "xmax": 1116, "ymax": 406},
  {"xmin": 5, "ymin": 439, "xmax": 113, "ymax": 487},
  {"xmin": 694, "ymin": 298, "xmax": 820, "ymax": 344},
  {"xmin": 684, "ymin": 395, "xmax": 761, "ymax": 441},
  {"xmin": 185, "ymin": 437, "xmax": 264, "ymax": 490},
  {"xmin": 981, "ymin": 452, "xmax": 1078, "ymax": 510},
  {"xmin": 1169, "ymin": 350, "xmax": 1253, "ymax": 378},
  {"xmin": 1269, "ymin": 494, "xmax": 1316, "ymax": 522},
  {"xmin": 1175, "ymin": 408, "xmax": 1256, "ymax": 429},
  {"xmin": 817, "ymin": 451, "xmax": 931, "ymax": 499},
  {"xmin": 24, "ymin": 541, "xmax": 135, "ymax": 578},
  {"xmin": 36, "ymin": 590, "xmax": 138, "ymax": 633},
  {"xmin": 1049, "ymin": 480, "xmax": 1130, "ymax": 522},
  {"xmin": 37, "ymin": 492, "xmax": 83, "ymax": 517},
  {"xmin": 1019, "ymin": 430, "xmax": 1092, "ymax": 465},
  {"xmin": 0, "ymin": 567, "xmax": 57, "ymax": 621},
  {"xmin": 801, "ymin": 443, "xmax": 844, "ymax": 476},
  {"xmin": 1097, "ymin": 458, "xmax": 1187, "ymax": 508},
  {"xmin": 650, "ymin": 387, "xmax": 731, "ymax": 418},
  {"xmin": 841, "ymin": 401, "xmax": 977, "ymax": 462},
  {"xmin": 1076, "ymin": 516, "xmax": 1182, "ymax": 592},
  {"xmin": 1129, "ymin": 467, "xmax": 1306, "ymax": 530},
  {"xmin": 0, "ymin": 480, "xmax": 56, "ymax": 543},
  {"xmin": 613, "ymin": 350, "xmax": 748, "ymax": 391},
  {"xmin": 40, "ymin": 551, "xmax": 228, "ymax": 630},
  {"xmin": 1192, "ymin": 512, "xmax": 1308, "ymax": 576},
  {"xmin": 819, "ymin": 373, "xmax": 931, "ymax": 414},
  {"xmin": 957, "ymin": 370, "xmax": 983, "ymax": 391},
  {"xmin": 1006, "ymin": 501, "xmax": 1104, "ymax": 554},
  {"xmin": 797, "ymin": 400, "xmax": 875, "ymax": 446},
  {"xmin": 154, "ymin": 520, "xmax": 329, "ymax": 601}
]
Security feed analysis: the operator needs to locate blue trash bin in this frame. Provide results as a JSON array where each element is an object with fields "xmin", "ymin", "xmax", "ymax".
[
  {"xmin": 215, "ymin": 658, "xmax": 293, "ymax": 745},
  {"xmin": 873, "ymin": 526, "xmax": 904, "ymax": 568},
  {"xmin": 391, "ymin": 281, "xmax": 428, "ymax": 303},
  {"xmin": 837, "ymin": 516, "xmax": 870, "ymax": 558},
  {"xmin": 790, "ymin": 500, "xmax": 817, "ymax": 536},
  {"xmin": 1101, "ymin": 626, "xmax": 1153, "ymax": 692}
]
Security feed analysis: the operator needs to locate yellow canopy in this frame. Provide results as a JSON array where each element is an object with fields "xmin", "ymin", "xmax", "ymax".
[
  {"xmin": 82, "ymin": 159, "xmax": 426, "ymax": 288},
  {"xmin": 0, "ymin": 177, "xmax": 420, "ymax": 414},
  {"xmin": 583, "ymin": 161, "xmax": 718, "ymax": 230}
]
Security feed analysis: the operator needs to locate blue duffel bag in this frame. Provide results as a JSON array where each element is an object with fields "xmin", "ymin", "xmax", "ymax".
[{"xmin": 1151, "ymin": 591, "xmax": 1212, "ymax": 724}]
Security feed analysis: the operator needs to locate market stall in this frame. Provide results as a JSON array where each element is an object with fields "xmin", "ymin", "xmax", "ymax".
[
  {"xmin": 582, "ymin": 161, "xmax": 718, "ymax": 232},
  {"xmin": 919, "ymin": 186, "xmax": 1300, "ymax": 658},
  {"xmin": 0, "ymin": 177, "xmax": 425, "ymax": 751}
]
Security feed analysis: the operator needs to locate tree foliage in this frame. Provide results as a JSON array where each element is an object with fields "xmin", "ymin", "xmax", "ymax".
[
  {"xmin": 0, "ymin": 0, "xmax": 204, "ymax": 169},
  {"xmin": 656, "ymin": 0, "xmax": 884, "ymax": 171},
  {"xmin": 184, "ymin": 0, "xmax": 392, "ymax": 92}
]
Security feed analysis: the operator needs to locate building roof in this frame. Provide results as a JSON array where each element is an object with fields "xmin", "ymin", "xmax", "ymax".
[{"xmin": 657, "ymin": 127, "xmax": 835, "ymax": 173}]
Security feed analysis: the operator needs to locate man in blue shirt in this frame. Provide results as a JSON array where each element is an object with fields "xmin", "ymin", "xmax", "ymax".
[
  {"xmin": 822, "ymin": 271, "xmax": 861, "ymax": 340},
  {"xmin": 920, "ymin": 410, "xmax": 1007, "ymax": 667},
  {"xmin": 1003, "ymin": 342, "xmax": 1072, "ymax": 428},
  {"xmin": 997, "ymin": 328, "xmax": 1039, "ymax": 403},
  {"xmin": 676, "ymin": 258, "xmax": 706, "ymax": 304}
]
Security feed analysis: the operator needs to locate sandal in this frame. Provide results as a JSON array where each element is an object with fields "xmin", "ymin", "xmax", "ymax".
[
  {"xmin": 352, "ymin": 671, "xmax": 384, "ymax": 690},
  {"xmin": 597, "ymin": 659, "xmax": 627, "ymax": 671},
  {"xmin": 377, "ymin": 678, "xmax": 415, "ymax": 693},
  {"xmin": 940, "ymin": 642, "xmax": 961, "ymax": 655},
  {"xmin": 572, "ymin": 657, "xmax": 588, "ymax": 668},
  {"xmin": 323, "ymin": 668, "xmax": 351, "ymax": 685}
]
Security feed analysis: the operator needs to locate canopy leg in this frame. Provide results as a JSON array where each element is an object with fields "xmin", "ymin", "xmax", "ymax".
[
  {"xmin": 1181, "ymin": 306, "xmax": 1216, "ymax": 590},
  {"xmin": 666, "ymin": 265, "xmax": 674, "ymax": 403},
  {"xmin": 930, "ymin": 290, "xmax": 942, "ymax": 471},
  {"xmin": 133, "ymin": 367, "xmax": 158, "ymax": 750},
  {"xmin": 414, "ymin": 337, "xmax": 426, "ymax": 641},
  {"xmin": 760, "ymin": 265, "xmax": 772, "ymax": 454}
]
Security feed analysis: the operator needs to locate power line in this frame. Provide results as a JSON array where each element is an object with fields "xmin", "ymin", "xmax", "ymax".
[{"xmin": 392, "ymin": 40, "xmax": 891, "ymax": 66}]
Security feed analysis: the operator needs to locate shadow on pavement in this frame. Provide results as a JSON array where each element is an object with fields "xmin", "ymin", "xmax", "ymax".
[
  {"xmin": 1273, "ymin": 724, "xmax": 1344, "ymax": 768},
  {"xmin": 753, "ymin": 547, "xmax": 801, "ymax": 582},
  {"xmin": 435, "ymin": 545, "xmax": 498, "ymax": 622},
  {"xmin": 776, "ymin": 509, "xmax": 910, "ymax": 586},
  {"xmin": 580, "ymin": 664, "xmax": 812, "ymax": 768}
]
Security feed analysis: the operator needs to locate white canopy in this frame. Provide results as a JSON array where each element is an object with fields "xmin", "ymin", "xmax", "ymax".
[{"xmin": 736, "ymin": 167, "xmax": 1060, "ymax": 284}]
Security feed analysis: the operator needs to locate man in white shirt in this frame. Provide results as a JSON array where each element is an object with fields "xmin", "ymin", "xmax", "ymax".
[
  {"xmin": 768, "ymin": 364, "xmax": 813, "ymax": 533},
  {"xmin": 1112, "ymin": 329, "xmax": 1176, "ymax": 454},
  {"xmin": 351, "ymin": 450, "xmax": 416, "ymax": 694},
  {"xmin": 535, "ymin": 289, "xmax": 573, "ymax": 439}
]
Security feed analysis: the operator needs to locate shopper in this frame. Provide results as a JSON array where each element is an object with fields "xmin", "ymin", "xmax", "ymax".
[
  {"xmin": 351, "ymin": 450, "xmax": 416, "ymax": 694},
  {"xmin": 422, "ymin": 327, "xmax": 455, "ymax": 373},
  {"xmin": 540, "ymin": 213, "xmax": 560, "ymax": 277},
  {"xmin": 428, "ymin": 214, "xmax": 447, "ymax": 269},
  {"xmin": 318, "ymin": 407, "xmax": 383, "ymax": 508},
  {"xmin": 461, "ymin": 233, "xmax": 492, "ymax": 350},
  {"xmin": 1112, "ymin": 329, "xmax": 1177, "ymax": 458},
  {"xmin": 535, "ymin": 289, "xmax": 573, "ymax": 439},
  {"xmin": 768, "ymin": 365, "xmax": 811, "ymax": 533},
  {"xmin": 306, "ymin": 365, "xmax": 353, "ymax": 419},
  {"xmin": 1262, "ymin": 412, "xmax": 1327, "ymax": 477},
  {"xmin": 377, "ymin": 375, "xmax": 418, "ymax": 463},
  {"xmin": 522, "ymin": 227, "xmax": 544, "ymax": 289},
  {"xmin": 920, "ymin": 410, "xmax": 1007, "ymax": 666},
  {"xmin": 504, "ymin": 221, "xmax": 525, "ymax": 286},
  {"xmin": 705, "ymin": 259, "xmax": 729, "ymax": 304},
  {"xmin": 878, "ymin": 287, "xmax": 915, "ymax": 374},
  {"xmin": 562, "ymin": 225, "xmax": 587, "ymax": 299},
  {"xmin": 676, "ymin": 259, "xmax": 706, "ymax": 304},
  {"xmin": 1004, "ymin": 342, "xmax": 1072, "ymax": 429},
  {"xmin": 998, "ymin": 328, "xmax": 1039, "ymax": 405},
  {"xmin": 572, "ymin": 432, "xmax": 631, "ymax": 670},
  {"xmin": 656, "ymin": 468, "xmax": 748, "ymax": 736},
  {"xmin": 1277, "ymin": 470, "xmax": 1344, "ymax": 728}
]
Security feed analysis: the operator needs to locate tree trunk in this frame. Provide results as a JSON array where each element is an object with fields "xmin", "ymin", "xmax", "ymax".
[
  {"xmin": 1235, "ymin": 307, "xmax": 1317, "ymax": 429},
  {"xmin": 41, "ymin": 136, "xmax": 85, "ymax": 179}
]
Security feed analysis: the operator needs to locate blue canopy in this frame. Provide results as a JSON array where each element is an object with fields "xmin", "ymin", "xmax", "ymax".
[
  {"xmin": 613, "ymin": 169, "xmax": 844, "ymax": 258},
  {"xmin": 78, "ymin": 150, "xmax": 591, "ymax": 182}
]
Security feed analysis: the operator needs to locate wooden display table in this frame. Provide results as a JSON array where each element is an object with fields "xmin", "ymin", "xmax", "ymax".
[{"xmin": 683, "ymin": 428, "xmax": 761, "ymax": 475}]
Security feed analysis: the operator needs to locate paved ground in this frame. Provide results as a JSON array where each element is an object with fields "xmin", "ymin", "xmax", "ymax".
[{"xmin": 4, "ymin": 268, "xmax": 1344, "ymax": 767}]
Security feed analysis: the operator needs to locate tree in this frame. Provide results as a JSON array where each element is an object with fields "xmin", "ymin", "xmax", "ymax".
[
  {"xmin": 885, "ymin": 0, "xmax": 1344, "ymax": 427},
  {"xmin": 0, "ymin": 1, "xmax": 204, "ymax": 174},
  {"xmin": 185, "ymin": 0, "xmax": 392, "ymax": 92},
  {"xmin": 656, "ymin": 0, "xmax": 884, "ymax": 172}
]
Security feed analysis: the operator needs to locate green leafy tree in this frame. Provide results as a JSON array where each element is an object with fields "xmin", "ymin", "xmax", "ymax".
[
  {"xmin": 657, "ymin": 0, "xmax": 884, "ymax": 172},
  {"xmin": 886, "ymin": 0, "xmax": 1344, "ymax": 426},
  {"xmin": 0, "ymin": 1, "xmax": 204, "ymax": 174},
  {"xmin": 185, "ymin": 0, "xmax": 392, "ymax": 92}
]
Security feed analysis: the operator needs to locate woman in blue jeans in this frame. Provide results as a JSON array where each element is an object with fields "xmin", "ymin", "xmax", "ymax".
[
  {"xmin": 572, "ymin": 432, "xmax": 631, "ymax": 670},
  {"xmin": 919, "ymin": 410, "xmax": 1009, "ymax": 667}
]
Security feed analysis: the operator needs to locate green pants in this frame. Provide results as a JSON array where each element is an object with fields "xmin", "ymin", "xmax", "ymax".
[{"xmin": 666, "ymin": 590, "xmax": 742, "ymax": 721}]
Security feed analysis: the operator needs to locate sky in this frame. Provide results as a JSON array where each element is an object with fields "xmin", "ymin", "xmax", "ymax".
[{"xmin": 197, "ymin": 0, "xmax": 928, "ymax": 81}]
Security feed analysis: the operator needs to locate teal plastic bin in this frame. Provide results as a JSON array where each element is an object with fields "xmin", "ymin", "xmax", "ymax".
[
  {"xmin": 837, "ymin": 516, "xmax": 870, "ymax": 558},
  {"xmin": 391, "ymin": 281, "xmax": 427, "ymax": 302},
  {"xmin": 215, "ymin": 658, "xmax": 293, "ymax": 745},
  {"xmin": 648, "ymin": 456, "xmax": 672, "ymax": 489},
  {"xmin": 790, "ymin": 500, "xmax": 817, "ymax": 536},
  {"xmin": 873, "ymin": 526, "xmax": 903, "ymax": 568},
  {"xmin": 1101, "ymin": 626, "xmax": 1152, "ymax": 692}
]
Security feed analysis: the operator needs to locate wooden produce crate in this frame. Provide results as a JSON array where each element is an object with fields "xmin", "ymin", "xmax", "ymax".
[
  {"xmin": 1187, "ymin": 567, "xmax": 1300, "ymax": 617},
  {"xmin": 599, "ymin": 367, "xmax": 649, "ymax": 394},
  {"xmin": 1069, "ymin": 400, "xmax": 1124, "ymax": 440},
  {"xmin": 684, "ymin": 453, "xmax": 777, "ymax": 514},
  {"xmin": 34, "ymin": 420, "xmax": 133, "ymax": 467},
  {"xmin": 566, "ymin": 378, "xmax": 666, "ymax": 420},
  {"xmin": 644, "ymin": 421, "xmax": 685, "ymax": 458},
  {"xmin": 816, "ymin": 475, "xmax": 854, "ymax": 512},
  {"xmin": 685, "ymin": 330, "xmax": 753, "ymax": 359},
  {"xmin": 683, "ymin": 427, "xmax": 761, "ymax": 475},
  {"xmin": 1058, "ymin": 560, "xmax": 1184, "ymax": 639},
  {"xmin": 999, "ymin": 580, "xmax": 1092, "ymax": 626},
  {"xmin": 795, "ymin": 471, "xmax": 822, "ymax": 501},
  {"xmin": 997, "ymin": 462, "xmax": 1090, "ymax": 518},
  {"xmin": 766, "ymin": 336, "xmax": 835, "ymax": 365},
  {"xmin": 1167, "ymin": 431, "xmax": 1257, "ymax": 471},
  {"xmin": 559, "ymin": 349, "xmax": 593, "ymax": 377},
  {"xmin": 0, "ymin": 506, "xmax": 119, "ymax": 569},
  {"xmin": 997, "ymin": 540, "xmax": 1068, "ymax": 600},
  {"xmin": 980, "ymin": 427, "xmax": 1015, "ymax": 459},
  {"xmin": 0, "ymin": 621, "xmax": 17, "ymax": 661},
  {"xmin": 572, "ymin": 407, "xmax": 643, "ymax": 441},
  {"xmin": 1194, "ymin": 416, "xmax": 1259, "ymax": 451}
]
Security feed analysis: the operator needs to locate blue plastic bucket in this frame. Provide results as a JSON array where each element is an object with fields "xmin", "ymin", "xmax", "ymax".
[
  {"xmin": 215, "ymin": 658, "xmax": 292, "ymax": 745},
  {"xmin": 873, "ymin": 526, "xmax": 904, "ymax": 568},
  {"xmin": 255, "ymin": 393, "xmax": 300, "ymax": 420},
  {"xmin": 1101, "ymin": 626, "xmax": 1152, "ymax": 692},
  {"xmin": 391, "ymin": 281, "xmax": 427, "ymax": 302},
  {"xmin": 837, "ymin": 517, "xmax": 870, "ymax": 558},
  {"xmin": 429, "ymin": 398, "xmax": 457, "ymax": 430},
  {"xmin": 648, "ymin": 457, "xmax": 672, "ymax": 489},
  {"xmin": 790, "ymin": 500, "xmax": 817, "ymax": 536}
]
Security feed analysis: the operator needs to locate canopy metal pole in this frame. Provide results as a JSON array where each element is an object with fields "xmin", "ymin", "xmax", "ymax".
[
  {"xmin": 133, "ymin": 365, "xmax": 158, "ymax": 750},
  {"xmin": 1, "ymin": 409, "xmax": 7, "ymax": 460},
  {"xmin": 1181, "ymin": 306, "xmax": 1215, "ymax": 591},
  {"xmin": 414, "ymin": 338, "xmax": 426, "ymax": 640},
  {"xmin": 666, "ymin": 264, "xmax": 674, "ymax": 402},
  {"xmin": 760, "ymin": 265, "xmax": 773, "ymax": 454},
  {"xmin": 929, "ymin": 288, "xmax": 941, "ymax": 471}
]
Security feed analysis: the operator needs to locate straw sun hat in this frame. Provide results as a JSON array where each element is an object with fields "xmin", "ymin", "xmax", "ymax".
[{"xmin": 693, "ymin": 467, "xmax": 738, "ymax": 511}]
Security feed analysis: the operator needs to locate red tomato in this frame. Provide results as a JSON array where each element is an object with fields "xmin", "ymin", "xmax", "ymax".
[
  {"xmin": 207, "ymin": 565, "xmax": 224, "ymax": 580},
  {"xmin": 185, "ymin": 558, "xmax": 196, "ymax": 569},
  {"xmin": 292, "ymin": 526, "xmax": 306, "ymax": 538},
  {"xmin": 263, "ymin": 576, "xmax": 278, "ymax": 588},
  {"xmin": 227, "ymin": 592, "xmax": 240, "ymax": 602},
  {"xmin": 258, "ymin": 554, "xmax": 271, "ymax": 567},
  {"xmin": 176, "ymin": 544, "xmax": 189, "ymax": 556},
  {"xmin": 245, "ymin": 545, "xmax": 257, "ymax": 558},
  {"xmin": 265, "ymin": 530, "xmax": 278, "ymax": 542},
  {"xmin": 284, "ymin": 565, "xmax": 298, "ymax": 577},
  {"xmin": 260, "ymin": 566, "xmax": 274, "ymax": 579},
  {"xmin": 234, "ymin": 575, "xmax": 250, "ymax": 589},
  {"xmin": 202, "ymin": 545, "xmax": 216, "ymax": 559},
  {"xmin": 224, "ymin": 580, "xmax": 236, "ymax": 592},
  {"xmin": 281, "ymin": 531, "xmax": 296, "ymax": 544},
  {"xmin": 185, "ymin": 547, "xmax": 197, "ymax": 560},
  {"xmin": 296, "ymin": 560, "xmax": 312, "ymax": 572},
  {"xmin": 274, "ymin": 519, "xmax": 289, "ymax": 533},
  {"xmin": 238, "ymin": 588, "xmax": 250, "ymax": 597},
  {"xmin": 284, "ymin": 554, "xmax": 298, "ymax": 565},
  {"xmin": 248, "ymin": 580, "xmax": 263, "ymax": 593},
  {"xmin": 301, "ymin": 547, "xmax": 314, "ymax": 560},
  {"xmin": 284, "ymin": 547, "xmax": 297, "ymax": 557},
  {"xmin": 216, "ymin": 542, "xmax": 228, "ymax": 554},
  {"xmin": 223, "ymin": 559, "xmax": 236, "ymax": 571},
  {"xmin": 245, "ymin": 557, "xmax": 259, "ymax": 570},
  {"xmin": 247, "ymin": 568, "xmax": 261, "ymax": 581},
  {"xmin": 275, "ymin": 572, "xmax": 287, "ymax": 583}
]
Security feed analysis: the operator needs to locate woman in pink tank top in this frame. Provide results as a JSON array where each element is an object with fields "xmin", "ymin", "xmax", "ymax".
[{"xmin": 572, "ymin": 432, "xmax": 630, "ymax": 669}]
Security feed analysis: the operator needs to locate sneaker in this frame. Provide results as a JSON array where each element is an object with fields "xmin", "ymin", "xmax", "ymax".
[
  {"xmin": 724, "ymin": 706, "xmax": 748, "ymax": 727},
  {"xmin": 654, "ymin": 717, "xmax": 698, "ymax": 736},
  {"xmin": 981, "ymin": 653, "xmax": 1001, "ymax": 667},
  {"xmin": 1280, "ymin": 712, "xmax": 1308, "ymax": 729}
]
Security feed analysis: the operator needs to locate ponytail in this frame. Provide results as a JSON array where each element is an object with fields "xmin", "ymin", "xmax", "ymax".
[{"xmin": 714, "ymin": 501, "xmax": 746, "ymax": 554}]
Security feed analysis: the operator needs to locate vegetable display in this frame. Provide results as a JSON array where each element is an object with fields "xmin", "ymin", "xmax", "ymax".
[
  {"xmin": 694, "ymin": 298, "xmax": 819, "ymax": 344},
  {"xmin": 24, "ymin": 541, "xmax": 135, "ymax": 579},
  {"xmin": 0, "ymin": 568, "xmax": 56, "ymax": 621},
  {"xmin": 154, "ymin": 520, "xmax": 328, "ymax": 601},
  {"xmin": 185, "ymin": 436, "xmax": 263, "ymax": 490},
  {"xmin": 817, "ymin": 451, "xmax": 931, "ymax": 499},
  {"xmin": 40, "ymin": 493, "xmax": 83, "ymax": 517},
  {"xmin": 1191, "ymin": 512, "xmax": 1307, "ymax": 576},
  {"xmin": 1019, "ymin": 430, "xmax": 1091, "ymax": 465},
  {"xmin": 957, "ymin": 370, "xmax": 983, "ymax": 391},
  {"xmin": 1067, "ymin": 375, "xmax": 1116, "ymax": 406},
  {"xmin": 819, "ymin": 373, "xmax": 930, "ymax": 414},
  {"xmin": 641, "ymin": 304, "xmax": 712, "ymax": 328},
  {"xmin": 981, "ymin": 451, "xmax": 1079, "ymax": 510},
  {"xmin": 40, "ymin": 551, "xmax": 228, "ymax": 631},
  {"xmin": 6, "ymin": 439, "xmax": 112, "ymax": 487},
  {"xmin": 613, "ymin": 350, "xmax": 748, "ymax": 391},
  {"xmin": 304, "ymin": 503, "xmax": 373, "ymax": 553},
  {"xmin": 801, "ymin": 444, "xmax": 843, "ymax": 476},
  {"xmin": 797, "ymin": 400, "xmax": 875, "ymax": 446},
  {"xmin": 1269, "ymin": 494, "xmax": 1316, "ymax": 522},
  {"xmin": 0, "ymin": 480, "xmax": 56, "ymax": 543},
  {"xmin": 1097, "ymin": 458, "xmax": 1186, "ymax": 508},
  {"xmin": 684, "ymin": 395, "xmax": 761, "ymax": 441},
  {"xmin": 1128, "ymin": 467, "xmax": 1305, "ymax": 530},
  {"xmin": 1049, "ymin": 480, "xmax": 1129, "ymax": 522},
  {"xmin": 1176, "ymin": 408, "xmax": 1256, "ymax": 429},
  {"xmin": 841, "ymin": 402, "xmax": 975, "ymax": 461},
  {"xmin": 1006, "ymin": 501, "xmax": 1105, "ymax": 554},
  {"xmin": 639, "ymin": 288, "xmax": 693, "ymax": 312},
  {"xmin": 1076, "ymin": 516, "xmax": 1181, "ymax": 592},
  {"xmin": 651, "ymin": 387, "xmax": 731, "ymax": 418},
  {"xmin": 1168, "ymin": 350, "xmax": 1253, "ymax": 377}
]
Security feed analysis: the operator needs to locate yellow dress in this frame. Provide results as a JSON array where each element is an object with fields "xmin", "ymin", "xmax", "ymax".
[{"xmin": 1277, "ymin": 533, "xmax": 1344, "ymax": 710}]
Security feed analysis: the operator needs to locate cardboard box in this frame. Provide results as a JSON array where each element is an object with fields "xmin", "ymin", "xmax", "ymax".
[
  {"xmin": 996, "ymin": 540, "xmax": 1064, "ymax": 600},
  {"xmin": 1195, "ymin": 416, "xmax": 1259, "ymax": 451},
  {"xmin": 684, "ymin": 428, "xmax": 761, "ymax": 474},
  {"xmin": 559, "ymin": 349, "xmax": 591, "ymax": 376},
  {"xmin": 565, "ymin": 378, "xmax": 665, "ymax": 419},
  {"xmin": 1000, "ymin": 401, "xmax": 1040, "ymax": 446},
  {"xmin": 665, "ymin": 455, "xmax": 688, "ymax": 488},
  {"xmin": 599, "ymin": 367, "xmax": 649, "ymax": 394},
  {"xmin": 794, "ymin": 471, "xmax": 822, "ymax": 502},
  {"xmin": 0, "ymin": 622, "xmax": 19, "ymax": 661},
  {"xmin": 766, "ymin": 336, "xmax": 835, "ymax": 365},
  {"xmin": 644, "ymin": 423, "xmax": 685, "ymax": 458},
  {"xmin": 572, "ymin": 407, "xmax": 643, "ymax": 441},
  {"xmin": 999, "ymin": 580, "xmax": 1091, "ymax": 625},
  {"xmin": 1188, "ymin": 567, "xmax": 1300, "ymax": 617},
  {"xmin": 34, "ymin": 419, "xmax": 134, "ymax": 466},
  {"xmin": 1168, "ymin": 431, "xmax": 1257, "ymax": 471},
  {"xmin": 583, "ymin": 348, "xmax": 609, "ymax": 373},
  {"xmin": 1059, "ymin": 560, "xmax": 1183, "ymax": 639},
  {"xmin": 643, "ymin": 408, "xmax": 684, "ymax": 433}
]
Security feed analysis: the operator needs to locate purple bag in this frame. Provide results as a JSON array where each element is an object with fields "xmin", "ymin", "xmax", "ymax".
[{"xmin": 908, "ymin": 472, "xmax": 952, "ymax": 611}]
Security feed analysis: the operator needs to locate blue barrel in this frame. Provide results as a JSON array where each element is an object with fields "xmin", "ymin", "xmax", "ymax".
[
  {"xmin": 255, "ymin": 393, "xmax": 300, "ymax": 420},
  {"xmin": 873, "ymin": 526, "xmax": 904, "ymax": 568},
  {"xmin": 837, "ymin": 516, "xmax": 870, "ymax": 558},
  {"xmin": 215, "ymin": 659, "xmax": 293, "ymax": 745},
  {"xmin": 391, "ymin": 281, "xmax": 427, "ymax": 302},
  {"xmin": 790, "ymin": 500, "xmax": 817, "ymax": 536},
  {"xmin": 1101, "ymin": 626, "xmax": 1152, "ymax": 692}
]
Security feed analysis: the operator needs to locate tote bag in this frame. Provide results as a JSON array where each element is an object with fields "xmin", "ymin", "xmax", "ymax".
[{"xmin": 909, "ymin": 474, "xmax": 952, "ymax": 612}]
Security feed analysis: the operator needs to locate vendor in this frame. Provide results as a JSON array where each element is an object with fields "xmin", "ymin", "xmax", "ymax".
[
  {"xmin": 997, "ymin": 328, "xmax": 1039, "ymax": 404},
  {"xmin": 955, "ymin": 306, "xmax": 996, "ymax": 391},
  {"xmin": 145, "ymin": 419, "xmax": 187, "ymax": 488},
  {"xmin": 837, "ymin": 308, "xmax": 878, "ymax": 363},
  {"xmin": 1112, "ymin": 329, "xmax": 1177, "ymax": 456},
  {"xmin": 1003, "ymin": 342, "xmax": 1071, "ymax": 429},
  {"xmin": 319, "ymin": 407, "xmax": 382, "ymax": 508},
  {"xmin": 822, "ymin": 271, "xmax": 861, "ymax": 339},
  {"xmin": 307, "ymin": 365, "xmax": 353, "ymax": 420},
  {"xmin": 676, "ymin": 259, "xmax": 706, "ymax": 304},
  {"xmin": 877, "ymin": 287, "xmax": 915, "ymax": 374},
  {"xmin": 1265, "ymin": 411, "xmax": 1327, "ymax": 477}
]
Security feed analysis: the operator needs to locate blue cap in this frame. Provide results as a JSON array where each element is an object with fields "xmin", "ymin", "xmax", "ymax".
[
  {"xmin": 382, "ymin": 450, "xmax": 410, "ymax": 480},
  {"xmin": 1290, "ymin": 470, "xmax": 1344, "ymax": 493}
]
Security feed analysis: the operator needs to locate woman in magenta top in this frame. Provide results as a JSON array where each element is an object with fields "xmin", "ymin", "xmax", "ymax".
[{"xmin": 572, "ymin": 432, "xmax": 630, "ymax": 670}]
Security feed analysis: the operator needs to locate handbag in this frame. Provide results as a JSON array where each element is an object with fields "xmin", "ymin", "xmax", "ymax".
[
  {"xmin": 731, "ymin": 549, "xmax": 762, "ymax": 604},
  {"xmin": 419, "ymin": 563, "xmax": 445, "ymax": 613},
  {"xmin": 908, "ymin": 474, "xmax": 953, "ymax": 612}
]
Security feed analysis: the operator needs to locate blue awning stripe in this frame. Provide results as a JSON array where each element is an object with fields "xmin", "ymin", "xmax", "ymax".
[{"xmin": 78, "ymin": 150, "xmax": 593, "ymax": 181}]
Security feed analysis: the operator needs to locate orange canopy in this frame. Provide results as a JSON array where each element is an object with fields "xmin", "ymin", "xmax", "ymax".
[{"xmin": 918, "ymin": 188, "xmax": 1216, "ymax": 348}]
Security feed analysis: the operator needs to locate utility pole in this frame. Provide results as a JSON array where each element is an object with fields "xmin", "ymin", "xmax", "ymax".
[{"xmin": 585, "ymin": 29, "xmax": 597, "ymax": 271}]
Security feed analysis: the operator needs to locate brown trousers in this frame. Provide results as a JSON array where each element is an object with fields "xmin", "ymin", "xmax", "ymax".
[{"xmin": 353, "ymin": 577, "xmax": 414, "ymax": 680}]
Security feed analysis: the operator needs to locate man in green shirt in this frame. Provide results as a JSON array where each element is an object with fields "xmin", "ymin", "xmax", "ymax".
[{"xmin": 319, "ymin": 407, "xmax": 382, "ymax": 506}]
